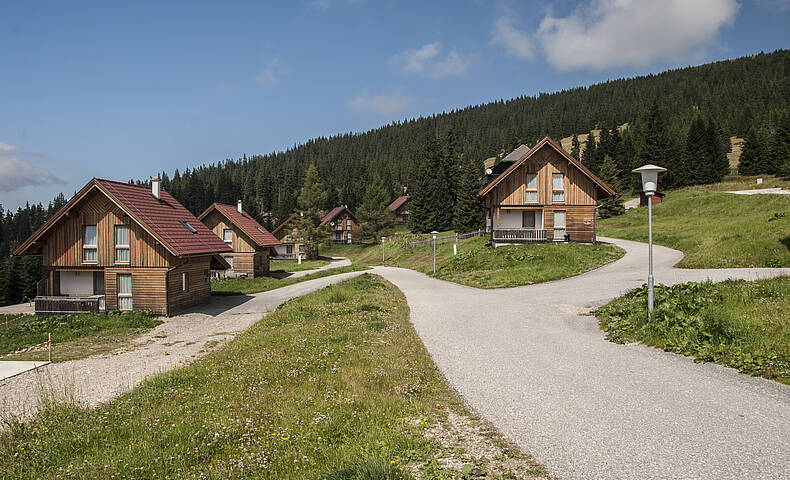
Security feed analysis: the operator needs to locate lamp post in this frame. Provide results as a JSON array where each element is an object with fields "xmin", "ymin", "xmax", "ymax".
[
  {"xmin": 632, "ymin": 164, "xmax": 666, "ymax": 319},
  {"xmin": 381, "ymin": 236, "xmax": 386, "ymax": 264},
  {"xmin": 431, "ymin": 231, "xmax": 438, "ymax": 273}
]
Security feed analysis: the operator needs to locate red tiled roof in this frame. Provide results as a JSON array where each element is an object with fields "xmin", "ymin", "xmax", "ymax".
[
  {"xmin": 388, "ymin": 195, "xmax": 410, "ymax": 211},
  {"xmin": 97, "ymin": 179, "xmax": 233, "ymax": 256},
  {"xmin": 320, "ymin": 206, "xmax": 358, "ymax": 227},
  {"xmin": 199, "ymin": 203, "xmax": 280, "ymax": 247}
]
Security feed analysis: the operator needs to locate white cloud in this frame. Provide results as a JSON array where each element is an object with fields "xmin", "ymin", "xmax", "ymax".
[
  {"xmin": 309, "ymin": 0, "xmax": 331, "ymax": 10},
  {"xmin": 0, "ymin": 141, "xmax": 63, "ymax": 192},
  {"xmin": 349, "ymin": 90, "xmax": 408, "ymax": 116},
  {"xmin": 536, "ymin": 0, "xmax": 739, "ymax": 71},
  {"xmin": 491, "ymin": 16, "xmax": 535, "ymax": 60},
  {"xmin": 255, "ymin": 56, "xmax": 288, "ymax": 85},
  {"xmin": 390, "ymin": 42, "xmax": 474, "ymax": 78}
]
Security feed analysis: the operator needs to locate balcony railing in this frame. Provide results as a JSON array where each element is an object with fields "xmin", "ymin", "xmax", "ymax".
[
  {"xmin": 492, "ymin": 228, "xmax": 547, "ymax": 242},
  {"xmin": 35, "ymin": 295, "xmax": 106, "ymax": 315}
]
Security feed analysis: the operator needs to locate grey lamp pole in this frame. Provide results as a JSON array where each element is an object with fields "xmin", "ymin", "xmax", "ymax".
[
  {"xmin": 381, "ymin": 236, "xmax": 386, "ymax": 264},
  {"xmin": 431, "ymin": 231, "xmax": 438, "ymax": 273},
  {"xmin": 633, "ymin": 164, "xmax": 666, "ymax": 320}
]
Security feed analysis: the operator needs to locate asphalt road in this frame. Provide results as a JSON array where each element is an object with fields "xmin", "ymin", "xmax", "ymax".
[{"xmin": 372, "ymin": 238, "xmax": 790, "ymax": 480}]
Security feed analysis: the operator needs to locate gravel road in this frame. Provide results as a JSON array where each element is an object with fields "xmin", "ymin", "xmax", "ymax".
[
  {"xmin": 0, "ymin": 269, "xmax": 364, "ymax": 424},
  {"xmin": 372, "ymin": 238, "xmax": 790, "ymax": 480}
]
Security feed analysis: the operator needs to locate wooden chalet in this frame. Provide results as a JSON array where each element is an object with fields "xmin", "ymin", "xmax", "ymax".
[
  {"xmin": 388, "ymin": 195, "xmax": 410, "ymax": 224},
  {"xmin": 12, "ymin": 178, "xmax": 231, "ymax": 316},
  {"xmin": 320, "ymin": 206, "xmax": 358, "ymax": 244},
  {"xmin": 271, "ymin": 214, "xmax": 314, "ymax": 259},
  {"xmin": 478, "ymin": 137, "xmax": 615, "ymax": 244},
  {"xmin": 198, "ymin": 201, "xmax": 280, "ymax": 278}
]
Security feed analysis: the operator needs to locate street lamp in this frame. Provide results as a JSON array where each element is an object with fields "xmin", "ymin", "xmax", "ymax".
[
  {"xmin": 381, "ymin": 236, "xmax": 386, "ymax": 264},
  {"xmin": 633, "ymin": 164, "xmax": 666, "ymax": 319},
  {"xmin": 431, "ymin": 231, "xmax": 438, "ymax": 273}
]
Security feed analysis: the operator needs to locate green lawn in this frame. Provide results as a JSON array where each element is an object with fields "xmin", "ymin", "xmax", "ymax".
[
  {"xmin": 210, "ymin": 264, "xmax": 367, "ymax": 295},
  {"xmin": 0, "ymin": 311, "xmax": 161, "ymax": 362},
  {"xmin": 599, "ymin": 177, "xmax": 790, "ymax": 268},
  {"xmin": 270, "ymin": 258, "xmax": 329, "ymax": 273},
  {"xmin": 1, "ymin": 275, "xmax": 551, "ymax": 479},
  {"xmin": 326, "ymin": 236, "xmax": 624, "ymax": 289},
  {"xmin": 596, "ymin": 277, "xmax": 790, "ymax": 384}
]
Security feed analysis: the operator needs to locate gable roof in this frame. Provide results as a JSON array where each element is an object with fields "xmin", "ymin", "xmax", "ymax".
[
  {"xmin": 319, "ymin": 206, "xmax": 356, "ymax": 227},
  {"xmin": 478, "ymin": 137, "xmax": 616, "ymax": 198},
  {"xmin": 198, "ymin": 203, "xmax": 280, "ymax": 247},
  {"xmin": 271, "ymin": 214, "xmax": 299, "ymax": 236},
  {"xmin": 13, "ymin": 178, "xmax": 232, "ymax": 257},
  {"xmin": 388, "ymin": 195, "xmax": 410, "ymax": 212}
]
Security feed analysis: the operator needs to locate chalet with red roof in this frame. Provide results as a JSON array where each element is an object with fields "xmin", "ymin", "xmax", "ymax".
[
  {"xmin": 198, "ymin": 201, "xmax": 280, "ymax": 278},
  {"xmin": 388, "ymin": 195, "xmax": 410, "ymax": 224},
  {"xmin": 13, "ymin": 177, "xmax": 231, "ymax": 316},
  {"xmin": 320, "ymin": 206, "xmax": 358, "ymax": 244},
  {"xmin": 479, "ymin": 137, "xmax": 615, "ymax": 244},
  {"xmin": 271, "ymin": 214, "xmax": 314, "ymax": 259}
]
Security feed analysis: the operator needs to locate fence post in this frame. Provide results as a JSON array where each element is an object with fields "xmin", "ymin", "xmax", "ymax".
[{"xmin": 48, "ymin": 332, "xmax": 52, "ymax": 362}]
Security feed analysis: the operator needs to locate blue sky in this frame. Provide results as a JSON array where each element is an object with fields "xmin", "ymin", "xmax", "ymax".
[{"xmin": 2, "ymin": 0, "xmax": 789, "ymax": 210}]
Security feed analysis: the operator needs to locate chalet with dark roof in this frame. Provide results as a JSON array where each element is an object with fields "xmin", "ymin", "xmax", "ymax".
[
  {"xmin": 388, "ymin": 195, "xmax": 410, "ymax": 224},
  {"xmin": 198, "ymin": 201, "xmax": 280, "ymax": 278},
  {"xmin": 13, "ymin": 177, "xmax": 231, "ymax": 316},
  {"xmin": 271, "ymin": 214, "xmax": 313, "ymax": 259},
  {"xmin": 320, "ymin": 206, "xmax": 358, "ymax": 244},
  {"xmin": 479, "ymin": 137, "xmax": 615, "ymax": 244}
]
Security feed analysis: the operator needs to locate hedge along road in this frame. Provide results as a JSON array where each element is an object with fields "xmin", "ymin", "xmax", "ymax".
[{"xmin": 372, "ymin": 237, "xmax": 790, "ymax": 480}]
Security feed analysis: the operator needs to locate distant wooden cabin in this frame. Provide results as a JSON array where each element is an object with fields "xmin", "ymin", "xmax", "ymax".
[
  {"xmin": 271, "ymin": 214, "xmax": 315, "ymax": 259},
  {"xmin": 388, "ymin": 195, "xmax": 410, "ymax": 224},
  {"xmin": 13, "ymin": 178, "xmax": 231, "ymax": 316},
  {"xmin": 320, "ymin": 206, "xmax": 358, "ymax": 244},
  {"xmin": 478, "ymin": 137, "xmax": 615, "ymax": 244},
  {"xmin": 638, "ymin": 191, "xmax": 664, "ymax": 207},
  {"xmin": 198, "ymin": 201, "xmax": 280, "ymax": 278}
]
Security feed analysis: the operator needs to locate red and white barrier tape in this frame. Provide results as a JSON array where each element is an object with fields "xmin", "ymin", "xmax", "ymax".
[{"xmin": 0, "ymin": 339, "xmax": 50, "ymax": 359}]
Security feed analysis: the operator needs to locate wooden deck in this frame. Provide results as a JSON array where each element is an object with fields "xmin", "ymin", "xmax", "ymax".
[
  {"xmin": 492, "ymin": 228, "xmax": 548, "ymax": 242},
  {"xmin": 34, "ymin": 295, "xmax": 106, "ymax": 315}
]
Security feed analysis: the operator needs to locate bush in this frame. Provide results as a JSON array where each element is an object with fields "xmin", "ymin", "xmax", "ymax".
[{"xmin": 319, "ymin": 458, "xmax": 414, "ymax": 480}]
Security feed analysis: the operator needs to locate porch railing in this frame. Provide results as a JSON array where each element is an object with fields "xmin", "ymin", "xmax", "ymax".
[
  {"xmin": 492, "ymin": 228, "xmax": 547, "ymax": 242},
  {"xmin": 35, "ymin": 295, "xmax": 106, "ymax": 315}
]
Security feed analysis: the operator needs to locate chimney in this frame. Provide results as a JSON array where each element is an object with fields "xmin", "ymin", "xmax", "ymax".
[
  {"xmin": 151, "ymin": 176, "xmax": 160, "ymax": 200},
  {"xmin": 237, "ymin": 199, "xmax": 242, "ymax": 213}
]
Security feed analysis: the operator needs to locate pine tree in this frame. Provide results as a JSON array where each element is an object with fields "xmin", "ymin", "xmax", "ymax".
[
  {"xmin": 597, "ymin": 155, "xmax": 625, "ymax": 219},
  {"xmin": 581, "ymin": 131, "xmax": 597, "ymax": 171},
  {"xmin": 409, "ymin": 137, "xmax": 442, "ymax": 233},
  {"xmin": 570, "ymin": 134, "xmax": 581, "ymax": 160},
  {"xmin": 706, "ymin": 117, "xmax": 730, "ymax": 181},
  {"xmin": 294, "ymin": 163, "xmax": 328, "ymax": 257},
  {"xmin": 436, "ymin": 132, "xmax": 460, "ymax": 230},
  {"xmin": 356, "ymin": 172, "xmax": 395, "ymax": 241},
  {"xmin": 637, "ymin": 101, "xmax": 680, "ymax": 189},
  {"xmin": 737, "ymin": 127, "xmax": 763, "ymax": 175},
  {"xmin": 686, "ymin": 116, "xmax": 708, "ymax": 183},
  {"xmin": 453, "ymin": 158, "xmax": 484, "ymax": 233}
]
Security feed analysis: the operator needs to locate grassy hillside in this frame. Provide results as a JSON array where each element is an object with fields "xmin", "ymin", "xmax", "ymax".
[
  {"xmin": 1, "ymin": 275, "xmax": 551, "ymax": 479},
  {"xmin": 599, "ymin": 176, "xmax": 790, "ymax": 268}
]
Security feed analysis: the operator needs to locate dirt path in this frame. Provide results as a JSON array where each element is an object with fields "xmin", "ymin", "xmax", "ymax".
[
  {"xmin": 0, "ymin": 270, "xmax": 365, "ymax": 424},
  {"xmin": 371, "ymin": 238, "xmax": 790, "ymax": 480}
]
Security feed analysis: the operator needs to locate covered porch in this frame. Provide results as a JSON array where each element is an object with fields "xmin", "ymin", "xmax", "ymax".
[{"xmin": 490, "ymin": 207, "xmax": 551, "ymax": 243}]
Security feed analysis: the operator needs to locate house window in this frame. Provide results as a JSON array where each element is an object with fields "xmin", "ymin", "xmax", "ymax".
[
  {"xmin": 224, "ymin": 256, "xmax": 233, "ymax": 269},
  {"xmin": 553, "ymin": 173, "xmax": 565, "ymax": 203},
  {"xmin": 553, "ymin": 211, "xmax": 566, "ymax": 241},
  {"xmin": 83, "ymin": 225, "xmax": 97, "ymax": 263},
  {"xmin": 182, "ymin": 272, "xmax": 189, "ymax": 292},
  {"xmin": 115, "ymin": 225, "xmax": 130, "ymax": 264},
  {"xmin": 522, "ymin": 211, "xmax": 536, "ymax": 229},
  {"xmin": 525, "ymin": 173, "xmax": 538, "ymax": 203},
  {"xmin": 118, "ymin": 274, "xmax": 133, "ymax": 310},
  {"xmin": 94, "ymin": 272, "xmax": 105, "ymax": 294},
  {"xmin": 346, "ymin": 219, "xmax": 351, "ymax": 230},
  {"xmin": 286, "ymin": 245, "xmax": 293, "ymax": 255},
  {"xmin": 223, "ymin": 228, "xmax": 233, "ymax": 246}
]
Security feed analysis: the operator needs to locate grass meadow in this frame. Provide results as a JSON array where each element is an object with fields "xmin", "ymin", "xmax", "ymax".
[
  {"xmin": 1, "ymin": 275, "xmax": 551, "ymax": 479},
  {"xmin": 210, "ymin": 264, "xmax": 367, "ymax": 295},
  {"xmin": 270, "ymin": 258, "xmax": 330, "ymax": 273}
]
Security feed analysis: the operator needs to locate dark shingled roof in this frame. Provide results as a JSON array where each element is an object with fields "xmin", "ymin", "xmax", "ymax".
[
  {"xmin": 388, "ymin": 195, "xmax": 410, "ymax": 212},
  {"xmin": 198, "ymin": 203, "xmax": 280, "ymax": 247},
  {"xmin": 13, "ymin": 178, "xmax": 232, "ymax": 257},
  {"xmin": 320, "ymin": 206, "xmax": 356, "ymax": 227}
]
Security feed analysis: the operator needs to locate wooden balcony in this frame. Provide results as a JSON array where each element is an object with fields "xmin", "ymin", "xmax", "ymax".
[
  {"xmin": 492, "ymin": 228, "xmax": 547, "ymax": 242},
  {"xmin": 35, "ymin": 295, "xmax": 106, "ymax": 315}
]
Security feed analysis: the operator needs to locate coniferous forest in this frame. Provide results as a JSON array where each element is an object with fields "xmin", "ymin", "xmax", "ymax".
[{"xmin": 1, "ymin": 49, "xmax": 789, "ymax": 305}]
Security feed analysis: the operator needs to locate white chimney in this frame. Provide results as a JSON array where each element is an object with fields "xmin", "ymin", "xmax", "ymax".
[
  {"xmin": 237, "ymin": 199, "xmax": 242, "ymax": 213},
  {"xmin": 151, "ymin": 176, "xmax": 160, "ymax": 199}
]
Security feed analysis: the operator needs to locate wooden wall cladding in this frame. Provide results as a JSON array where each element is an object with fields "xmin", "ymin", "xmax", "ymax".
[
  {"xmin": 42, "ymin": 189, "xmax": 170, "ymax": 268},
  {"xmin": 201, "ymin": 210, "xmax": 256, "ymax": 253},
  {"xmin": 166, "ymin": 257, "xmax": 212, "ymax": 315},
  {"xmin": 103, "ymin": 267, "xmax": 168, "ymax": 315}
]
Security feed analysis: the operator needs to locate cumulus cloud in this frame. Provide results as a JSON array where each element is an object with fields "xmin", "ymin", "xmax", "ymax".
[
  {"xmin": 491, "ymin": 16, "xmax": 535, "ymax": 60},
  {"xmin": 0, "ymin": 141, "xmax": 64, "ymax": 192},
  {"xmin": 349, "ymin": 89, "xmax": 408, "ymax": 116},
  {"xmin": 390, "ymin": 42, "xmax": 474, "ymax": 78},
  {"xmin": 536, "ymin": 0, "xmax": 739, "ymax": 71},
  {"xmin": 255, "ymin": 56, "xmax": 288, "ymax": 85}
]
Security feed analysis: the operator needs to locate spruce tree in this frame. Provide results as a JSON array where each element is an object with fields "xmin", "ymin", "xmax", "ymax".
[
  {"xmin": 453, "ymin": 158, "xmax": 484, "ymax": 233},
  {"xmin": 571, "ymin": 134, "xmax": 581, "ymax": 160},
  {"xmin": 294, "ymin": 163, "xmax": 328, "ymax": 257},
  {"xmin": 597, "ymin": 155, "xmax": 625, "ymax": 219},
  {"xmin": 686, "ymin": 116, "xmax": 708, "ymax": 183},
  {"xmin": 737, "ymin": 127, "xmax": 763, "ymax": 175},
  {"xmin": 409, "ymin": 137, "xmax": 442, "ymax": 233},
  {"xmin": 357, "ymin": 172, "xmax": 395, "ymax": 241},
  {"xmin": 706, "ymin": 117, "xmax": 730, "ymax": 181},
  {"xmin": 581, "ymin": 131, "xmax": 597, "ymax": 171}
]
